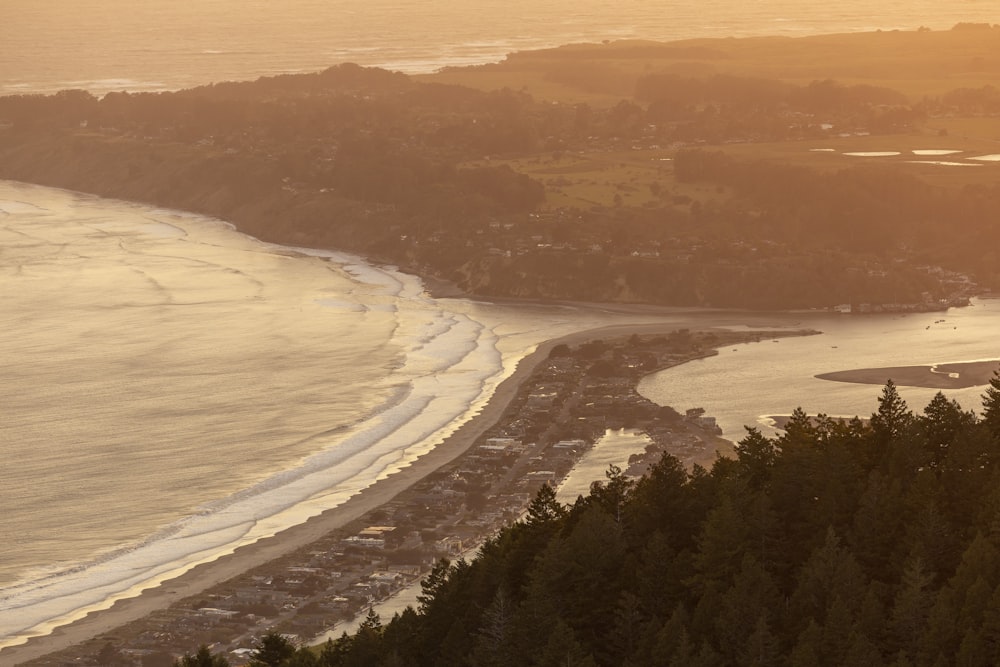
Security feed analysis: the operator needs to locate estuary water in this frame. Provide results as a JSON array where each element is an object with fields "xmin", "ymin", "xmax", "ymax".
[{"xmin": 638, "ymin": 302, "xmax": 1000, "ymax": 444}]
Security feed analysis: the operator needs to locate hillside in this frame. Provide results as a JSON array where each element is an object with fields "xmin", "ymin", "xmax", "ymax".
[
  {"xmin": 1, "ymin": 25, "xmax": 999, "ymax": 309},
  {"xmin": 193, "ymin": 377, "xmax": 1000, "ymax": 667}
]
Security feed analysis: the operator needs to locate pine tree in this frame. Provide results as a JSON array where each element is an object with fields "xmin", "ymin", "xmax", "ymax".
[
  {"xmin": 788, "ymin": 527, "xmax": 867, "ymax": 635},
  {"xmin": 536, "ymin": 620, "xmax": 598, "ymax": 667},
  {"xmin": 950, "ymin": 533, "xmax": 1000, "ymax": 600},
  {"xmin": 317, "ymin": 637, "xmax": 349, "ymax": 667},
  {"xmin": 977, "ymin": 583, "xmax": 1000, "ymax": 663},
  {"xmin": 788, "ymin": 621, "xmax": 823, "ymax": 667},
  {"xmin": 871, "ymin": 380, "xmax": 913, "ymax": 453},
  {"xmin": 359, "ymin": 607, "xmax": 383, "ymax": 634},
  {"xmin": 529, "ymin": 504, "xmax": 627, "ymax": 656},
  {"xmin": 821, "ymin": 595, "xmax": 855, "ymax": 666},
  {"xmin": 288, "ymin": 647, "xmax": 318, "ymax": 667},
  {"xmin": 526, "ymin": 483, "xmax": 567, "ymax": 525},
  {"xmin": 633, "ymin": 531, "xmax": 684, "ymax": 618},
  {"xmin": 713, "ymin": 554, "xmax": 781, "ymax": 664},
  {"xmin": 342, "ymin": 609, "xmax": 386, "ymax": 667},
  {"xmin": 248, "ymin": 632, "xmax": 296, "ymax": 667},
  {"xmin": 611, "ymin": 591, "xmax": 646, "ymax": 658},
  {"xmin": 779, "ymin": 407, "xmax": 818, "ymax": 451},
  {"xmin": 588, "ymin": 464, "xmax": 634, "ymax": 525},
  {"xmin": 740, "ymin": 614, "xmax": 781, "ymax": 667},
  {"xmin": 651, "ymin": 605, "xmax": 692, "ymax": 664},
  {"xmin": 626, "ymin": 452, "xmax": 694, "ymax": 552},
  {"xmin": 692, "ymin": 494, "xmax": 751, "ymax": 591},
  {"xmin": 174, "ymin": 645, "xmax": 230, "ymax": 667},
  {"xmin": 842, "ymin": 631, "xmax": 885, "ymax": 667},
  {"xmin": 667, "ymin": 629, "xmax": 697, "ymax": 667},
  {"xmin": 869, "ymin": 380, "xmax": 916, "ymax": 472},
  {"xmin": 735, "ymin": 427, "xmax": 776, "ymax": 490},
  {"xmin": 920, "ymin": 392, "xmax": 972, "ymax": 465},
  {"xmin": 921, "ymin": 588, "xmax": 960, "ymax": 664},
  {"xmin": 417, "ymin": 558, "xmax": 452, "ymax": 613},
  {"xmin": 890, "ymin": 554, "xmax": 934, "ymax": 653},
  {"xmin": 956, "ymin": 628, "xmax": 990, "ymax": 667},
  {"xmin": 982, "ymin": 371, "xmax": 1000, "ymax": 440},
  {"xmin": 851, "ymin": 470, "xmax": 907, "ymax": 574},
  {"xmin": 471, "ymin": 588, "xmax": 515, "ymax": 667}
]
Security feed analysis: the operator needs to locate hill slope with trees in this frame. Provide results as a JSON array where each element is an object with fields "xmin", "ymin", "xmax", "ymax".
[
  {"xmin": 258, "ymin": 375, "xmax": 1000, "ymax": 667},
  {"xmin": 2, "ymin": 26, "xmax": 999, "ymax": 308}
]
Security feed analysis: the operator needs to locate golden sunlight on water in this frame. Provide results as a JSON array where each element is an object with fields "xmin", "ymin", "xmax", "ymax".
[
  {"xmin": 2, "ymin": 0, "xmax": 997, "ymax": 94},
  {"xmin": 0, "ymin": 184, "xmax": 401, "ymax": 586},
  {"xmin": 3, "ymin": 0, "xmax": 1000, "ymax": 658}
]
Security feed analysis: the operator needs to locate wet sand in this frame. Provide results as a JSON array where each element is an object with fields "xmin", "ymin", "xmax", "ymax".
[
  {"xmin": 1, "ymin": 321, "xmax": 720, "ymax": 665},
  {"xmin": 816, "ymin": 359, "xmax": 1000, "ymax": 389}
]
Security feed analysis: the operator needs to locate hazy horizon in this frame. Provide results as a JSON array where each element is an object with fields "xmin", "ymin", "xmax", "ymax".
[{"xmin": 2, "ymin": 0, "xmax": 997, "ymax": 95}]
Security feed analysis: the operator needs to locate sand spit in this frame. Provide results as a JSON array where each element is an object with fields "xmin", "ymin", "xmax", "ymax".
[
  {"xmin": 816, "ymin": 359, "xmax": 1000, "ymax": 389},
  {"xmin": 2, "ymin": 321, "xmax": 779, "ymax": 665}
]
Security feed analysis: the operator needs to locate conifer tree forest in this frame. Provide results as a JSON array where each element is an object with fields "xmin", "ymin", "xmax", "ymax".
[{"xmin": 179, "ymin": 373, "xmax": 1000, "ymax": 666}]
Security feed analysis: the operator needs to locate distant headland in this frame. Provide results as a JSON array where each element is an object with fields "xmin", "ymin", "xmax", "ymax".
[
  {"xmin": 818, "ymin": 359, "xmax": 1000, "ymax": 389},
  {"xmin": 1, "ymin": 25, "xmax": 997, "ymax": 312}
]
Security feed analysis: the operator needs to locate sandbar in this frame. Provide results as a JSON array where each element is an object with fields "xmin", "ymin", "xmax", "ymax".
[
  {"xmin": 1, "ymin": 320, "xmax": 732, "ymax": 665},
  {"xmin": 816, "ymin": 360, "xmax": 1000, "ymax": 389}
]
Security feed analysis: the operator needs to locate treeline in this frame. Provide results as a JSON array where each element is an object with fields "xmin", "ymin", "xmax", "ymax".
[
  {"xmin": 0, "ymin": 63, "xmax": 992, "ymax": 307},
  {"xmin": 674, "ymin": 149, "xmax": 1000, "ymax": 273},
  {"xmin": 636, "ymin": 75, "xmax": 907, "ymax": 112},
  {"xmin": 222, "ymin": 375, "xmax": 1000, "ymax": 667},
  {"xmin": 0, "ymin": 61, "xmax": 944, "ymax": 161},
  {"xmin": 2, "ymin": 67, "xmax": 990, "ymax": 143},
  {"xmin": 0, "ymin": 67, "xmax": 546, "ymax": 216}
]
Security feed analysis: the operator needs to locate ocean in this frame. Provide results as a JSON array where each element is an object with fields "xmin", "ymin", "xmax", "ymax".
[
  {"xmin": 0, "ymin": 180, "xmax": 748, "ymax": 647},
  {"xmin": 2, "ymin": 0, "xmax": 999, "ymax": 652},
  {"xmin": 1, "ymin": 0, "xmax": 997, "ymax": 95}
]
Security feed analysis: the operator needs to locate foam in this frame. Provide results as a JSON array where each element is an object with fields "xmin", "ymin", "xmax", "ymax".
[
  {"xmin": 0, "ymin": 200, "xmax": 47, "ymax": 214},
  {"xmin": 0, "ymin": 303, "xmax": 508, "ymax": 645},
  {"xmin": 0, "ymin": 183, "xmax": 514, "ymax": 646},
  {"xmin": 906, "ymin": 160, "xmax": 982, "ymax": 167}
]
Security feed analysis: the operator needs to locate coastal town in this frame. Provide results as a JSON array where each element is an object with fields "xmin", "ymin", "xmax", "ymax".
[{"xmin": 20, "ymin": 328, "xmax": 808, "ymax": 666}]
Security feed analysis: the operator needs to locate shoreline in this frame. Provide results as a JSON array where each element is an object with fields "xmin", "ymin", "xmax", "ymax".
[
  {"xmin": 816, "ymin": 359, "xmax": 1000, "ymax": 390},
  {"xmin": 2, "ymin": 321, "xmax": 736, "ymax": 665}
]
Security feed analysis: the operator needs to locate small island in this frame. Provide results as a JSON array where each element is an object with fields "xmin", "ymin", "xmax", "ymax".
[{"xmin": 817, "ymin": 359, "xmax": 1000, "ymax": 389}]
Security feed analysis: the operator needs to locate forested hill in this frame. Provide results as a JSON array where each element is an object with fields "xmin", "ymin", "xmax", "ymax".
[
  {"xmin": 282, "ymin": 377, "xmax": 1000, "ymax": 667},
  {"xmin": 2, "ymin": 27, "xmax": 1000, "ymax": 308}
]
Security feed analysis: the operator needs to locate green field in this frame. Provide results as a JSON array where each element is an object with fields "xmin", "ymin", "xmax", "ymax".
[
  {"xmin": 469, "ymin": 150, "xmax": 733, "ymax": 211},
  {"xmin": 440, "ymin": 26, "xmax": 1000, "ymax": 204}
]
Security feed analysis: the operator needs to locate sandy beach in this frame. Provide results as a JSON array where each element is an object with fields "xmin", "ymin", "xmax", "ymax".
[
  {"xmin": 1, "ymin": 321, "xmax": 714, "ymax": 665},
  {"xmin": 816, "ymin": 359, "xmax": 1000, "ymax": 390}
]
